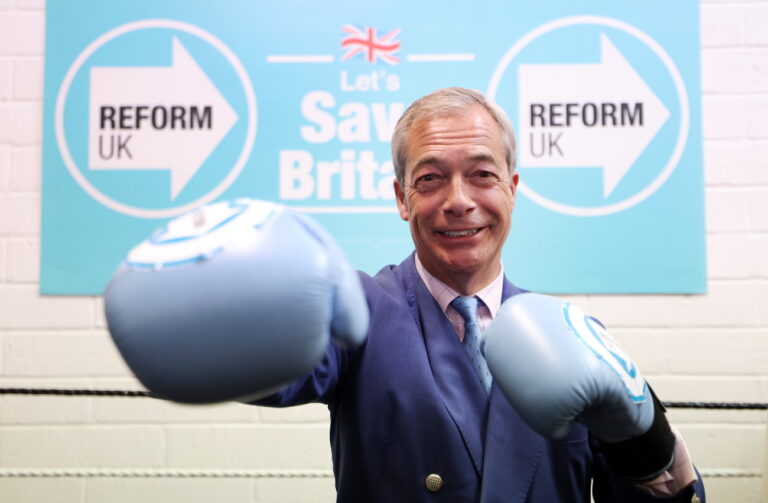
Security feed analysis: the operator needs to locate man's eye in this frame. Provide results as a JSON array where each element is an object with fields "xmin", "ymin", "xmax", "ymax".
[
  {"xmin": 413, "ymin": 174, "xmax": 442, "ymax": 191},
  {"xmin": 474, "ymin": 170, "xmax": 499, "ymax": 185}
]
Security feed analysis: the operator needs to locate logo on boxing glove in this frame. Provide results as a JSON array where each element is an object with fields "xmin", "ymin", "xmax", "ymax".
[
  {"xmin": 562, "ymin": 302, "xmax": 647, "ymax": 402},
  {"xmin": 127, "ymin": 199, "xmax": 280, "ymax": 270}
]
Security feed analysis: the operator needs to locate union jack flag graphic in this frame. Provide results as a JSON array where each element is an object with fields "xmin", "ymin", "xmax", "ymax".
[{"xmin": 341, "ymin": 25, "xmax": 401, "ymax": 64}]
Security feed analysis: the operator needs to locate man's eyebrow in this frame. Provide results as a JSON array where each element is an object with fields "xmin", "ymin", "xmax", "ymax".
[
  {"xmin": 466, "ymin": 152, "xmax": 497, "ymax": 164},
  {"xmin": 412, "ymin": 155, "xmax": 443, "ymax": 171},
  {"xmin": 412, "ymin": 152, "xmax": 497, "ymax": 172}
]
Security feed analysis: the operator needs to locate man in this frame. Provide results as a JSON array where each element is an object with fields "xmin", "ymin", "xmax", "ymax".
[
  {"xmin": 254, "ymin": 87, "xmax": 705, "ymax": 501},
  {"xmin": 106, "ymin": 88, "xmax": 706, "ymax": 502}
]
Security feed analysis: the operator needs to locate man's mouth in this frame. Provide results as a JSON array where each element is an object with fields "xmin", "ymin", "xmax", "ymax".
[{"xmin": 440, "ymin": 228, "xmax": 482, "ymax": 238}]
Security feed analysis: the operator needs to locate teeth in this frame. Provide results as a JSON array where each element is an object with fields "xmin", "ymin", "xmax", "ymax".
[{"xmin": 443, "ymin": 229, "xmax": 479, "ymax": 237}]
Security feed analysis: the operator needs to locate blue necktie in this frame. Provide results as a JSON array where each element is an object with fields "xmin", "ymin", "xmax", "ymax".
[{"xmin": 451, "ymin": 296, "xmax": 492, "ymax": 394}]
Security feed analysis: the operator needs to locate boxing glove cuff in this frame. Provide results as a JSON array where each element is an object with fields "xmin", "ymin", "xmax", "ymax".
[{"xmin": 601, "ymin": 390, "xmax": 675, "ymax": 481}]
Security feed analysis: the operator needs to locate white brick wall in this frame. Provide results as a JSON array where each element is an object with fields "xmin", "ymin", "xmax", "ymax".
[{"xmin": 1, "ymin": 2, "xmax": 766, "ymax": 502}]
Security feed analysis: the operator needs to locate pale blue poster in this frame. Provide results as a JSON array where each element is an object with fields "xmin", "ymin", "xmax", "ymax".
[{"xmin": 42, "ymin": 0, "xmax": 705, "ymax": 294}]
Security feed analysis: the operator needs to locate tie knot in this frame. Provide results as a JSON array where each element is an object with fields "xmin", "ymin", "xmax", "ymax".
[{"xmin": 451, "ymin": 296, "xmax": 479, "ymax": 324}]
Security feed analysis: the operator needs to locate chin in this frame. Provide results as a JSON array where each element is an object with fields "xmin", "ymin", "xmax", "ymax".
[{"xmin": 444, "ymin": 256, "xmax": 484, "ymax": 274}]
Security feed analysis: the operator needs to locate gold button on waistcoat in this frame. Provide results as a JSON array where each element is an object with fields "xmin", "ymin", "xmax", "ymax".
[
  {"xmin": 425, "ymin": 473, "xmax": 443, "ymax": 492},
  {"xmin": 691, "ymin": 495, "xmax": 701, "ymax": 503}
]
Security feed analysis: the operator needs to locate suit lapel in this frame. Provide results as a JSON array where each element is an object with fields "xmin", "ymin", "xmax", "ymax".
[
  {"xmin": 481, "ymin": 385, "xmax": 544, "ymax": 502},
  {"xmin": 399, "ymin": 257, "xmax": 544, "ymax": 496},
  {"xmin": 480, "ymin": 280, "xmax": 543, "ymax": 502},
  {"xmin": 400, "ymin": 256, "xmax": 488, "ymax": 476}
]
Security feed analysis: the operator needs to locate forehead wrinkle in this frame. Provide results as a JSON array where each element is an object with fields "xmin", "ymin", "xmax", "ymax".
[
  {"xmin": 410, "ymin": 109, "xmax": 497, "ymax": 141},
  {"xmin": 411, "ymin": 148, "xmax": 498, "ymax": 171},
  {"xmin": 412, "ymin": 125, "xmax": 497, "ymax": 145}
]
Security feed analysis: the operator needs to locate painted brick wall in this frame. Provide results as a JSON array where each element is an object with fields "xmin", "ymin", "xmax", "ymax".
[{"xmin": 1, "ymin": 0, "xmax": 766, "ymax": 501}]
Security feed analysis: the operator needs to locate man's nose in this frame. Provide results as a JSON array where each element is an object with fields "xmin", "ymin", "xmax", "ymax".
[{"xmin": 442, "ymin": 177, "xmax": 476, "ymax": 215}]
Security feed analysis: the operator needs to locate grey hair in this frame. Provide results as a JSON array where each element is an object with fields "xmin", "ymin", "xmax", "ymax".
[{"xmin": 391, "ymin": 87, "xmax": 517, "ymax": 185}]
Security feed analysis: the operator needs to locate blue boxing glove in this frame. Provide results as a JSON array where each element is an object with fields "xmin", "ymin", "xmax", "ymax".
[
  {"xmin": 484, "ymin": 293, "xmax": 674, "ymax": 480},
  {"xmin": 105, "ymin": 198, "xmax": 368, "ymax": 404}
]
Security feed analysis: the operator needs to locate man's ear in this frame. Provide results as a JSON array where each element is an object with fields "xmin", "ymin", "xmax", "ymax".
[
  {"xmin": 394, "ymin": 179, "xmax": 409, "ymax": 221},
  {"xmin": 509, "ymin": 172, "xmax": 520, "ymax": 211}
]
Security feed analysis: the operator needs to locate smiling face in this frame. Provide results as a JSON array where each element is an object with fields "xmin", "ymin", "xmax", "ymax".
[{"xmin": 395, "ymin": 106, "xmax": 519, "ymax": 294}]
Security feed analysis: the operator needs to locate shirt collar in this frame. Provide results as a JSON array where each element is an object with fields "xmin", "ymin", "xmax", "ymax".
[{"xmin": 414, "ymin": 254, "xmax": 504, "ymax": 318}]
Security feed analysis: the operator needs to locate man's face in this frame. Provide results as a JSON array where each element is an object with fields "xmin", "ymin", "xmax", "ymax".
[{"xmin": 394, "ymin": 106, "xmax": 519, "ymax": 292}]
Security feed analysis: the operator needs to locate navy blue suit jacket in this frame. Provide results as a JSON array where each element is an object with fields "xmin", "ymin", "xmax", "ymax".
[{"xmin": 259, "ymin": 254, "xmax": 705, "ymax": 502}]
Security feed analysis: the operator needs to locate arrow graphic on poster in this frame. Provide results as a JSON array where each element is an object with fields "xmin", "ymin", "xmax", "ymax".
[
  {"xmin": 88, "ymin": 38, "xmax": 238, "ymax": 200},
  {"xmin": 518, "ymin": 34, "xmax": 669, "ymax": 198}
]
